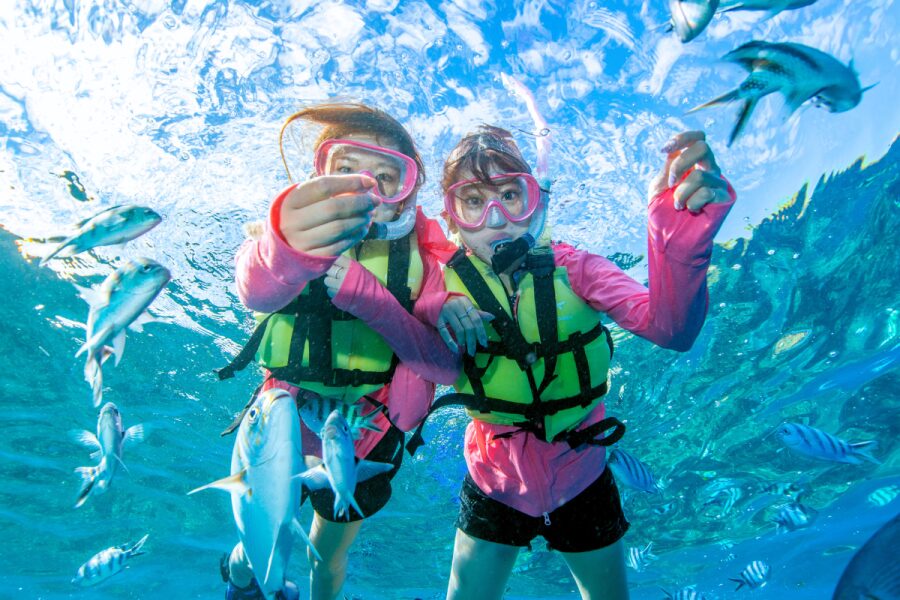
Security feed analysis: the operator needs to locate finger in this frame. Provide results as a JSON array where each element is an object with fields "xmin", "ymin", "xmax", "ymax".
[
  {"xmin": 289, "ymin": 193, "xmax": 378, "ymax": 231},
  {"xmin": 284, "ymin": 174, "xmax": 378, "ymax": 210},
  {"xmin": 683, "ymin": 186, "xmax": 719, "ymax": 213},
  {"xmin": 476, "ymin": 310, "xmax": 495, "ymax": 322},
  {"xmin": 291, "ymin": 215, "xmax": 373, "ymax": 250},
  {"xmin": 323, "ymin": 275, "xmax": 341, "ymax": 297},
  {"xmin": 332, "ymin": 255, "xmax": 351, "ymax": 269},
  {"xmin": 461, "ymin": 306, "xmax": 488, "ymax": 348},
  {"xmin": 444, "ymin": 311, "xmax": 467, "ymax": 354},
  {"xmin": 457, "ymin": 313, "xmax": 478, "ymax": 356},
  {"xmin": 660, "ymin": 130, "xmax": 706, "ymax": 155},
  {"xmin": 437, "ymin": 320, "xmax": 459, "ymax": 353},
  {"xmin": 668, "ymin": 141, "xmax": 720, "ymax": 188},
  {"xmin": 304, "ymin": 222, "xmax": 371, "ymax": 257},
  {"xmin": 673, "ymin": 170, "xmax": 727, "ymax": 210}
]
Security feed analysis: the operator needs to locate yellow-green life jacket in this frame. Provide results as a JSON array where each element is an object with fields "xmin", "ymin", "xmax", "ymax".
[
  {"xmin": 218, "ymin": 234, "xmax": 423, "ymax": 404},
  {"xmin": 441, "ymin": 248, "xmax": 616, "ymax": 443}
]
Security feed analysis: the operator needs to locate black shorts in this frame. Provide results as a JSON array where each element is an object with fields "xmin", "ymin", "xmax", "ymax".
[
  {"xmin": 456, "ymin": 467, "xmax": 629, "ymax": 553},
  {"xmin": 305, "ymin": 425, "xmax": 404, "ymax": 523}
]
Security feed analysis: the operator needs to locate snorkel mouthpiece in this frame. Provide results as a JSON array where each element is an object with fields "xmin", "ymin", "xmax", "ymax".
[{"xmin": 491, "ymin": 234, "xmax": 535, "ymax": 274}]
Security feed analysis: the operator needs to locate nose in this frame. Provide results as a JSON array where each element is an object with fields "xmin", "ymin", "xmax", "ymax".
[{"xmin": 485, "ymin": 204, "xmax": 508, "ymax": 228}]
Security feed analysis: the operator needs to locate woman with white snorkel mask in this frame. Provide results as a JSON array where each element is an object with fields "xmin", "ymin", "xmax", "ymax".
[
  {"xmin": 218, "ymin": 103, "xmax": 458, "ymax": 600},
  {"xmin": 423, "ymin": 125, "xmax": 735, "ymax": 599}
]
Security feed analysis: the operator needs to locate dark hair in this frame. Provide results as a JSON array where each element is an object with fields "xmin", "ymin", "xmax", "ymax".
[
  {"xmin": 441, "ymin": 125, "xmax": 531, "ymax": 193},
  {"xmin": 279, "ymin": 103, "xmax": 425, "ymax": 186}
]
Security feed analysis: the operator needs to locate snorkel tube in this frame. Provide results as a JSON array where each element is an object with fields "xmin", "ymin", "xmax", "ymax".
[{"xmin": 491, "ymin": 74, "xmax": 552, "ymax": 274}]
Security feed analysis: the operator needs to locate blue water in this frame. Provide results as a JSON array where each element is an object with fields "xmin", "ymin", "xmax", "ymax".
[{"xmin": 1, "ymin": 2, "xmax": 898, "ymax": 599}]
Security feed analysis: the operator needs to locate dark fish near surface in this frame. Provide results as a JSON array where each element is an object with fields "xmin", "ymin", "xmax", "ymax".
[
  {"xmin": 662, "ymin": 587, "xmax": 709, "ymax": 600},
  {"xmin": 75, "ymin": 258, "xmax": 170, "ymax": 406},
  {"xmin": 39, "ymin": 204, "xmax": 161, "ymax": 266},
  {"xmin": 70, "ymin": 402, "xmax": 144, "ymax": 508},
  {"xmin": 608, "ymin": 448, "xmax": 660, "ymax": 493},
  {"xmin": 296, "ymin": 391, "xmax": 385, "ymax": 439},
  {"xmin": 668, "ymin": 0, "xmax": 719, "ymax": 43},
  {"xmin": 689, "ymin": 41, "xmax": 875, "ymax": 145},
  {"xmin": 833, "ymin": 512, "xmax": 900, "ymax": 599},
  {"xmin": 72, "ymin": 534, "xmax": 148, "ymax": 586},
  {"xmin": 731, "ymin": 560, "xmax": 770, "ymax": 590},
  {"xmin": 718, "ymin": 0, "xmax": 817, "ymax": 16},
  {"xmin": 775, "ymin": 422, "xmax": 880, "ymax": 465}
]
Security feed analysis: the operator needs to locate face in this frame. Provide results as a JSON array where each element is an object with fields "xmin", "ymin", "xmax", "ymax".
[
  {"xmin": 320, "ymin": 132, "xmax": 413, "ymax": 223},
  {"xmin": 446, "ymin": 167, "xmax": 531, "ymax": 264}
]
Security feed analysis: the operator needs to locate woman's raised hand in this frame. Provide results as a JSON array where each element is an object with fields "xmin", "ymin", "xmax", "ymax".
[
  {"xmin": 279, "ymin": 174, "xmax": 380, "ymax": 256},
  {"xmin": 649, "ymin": 131, "xmax": 731, "ymax": 212},
  {"xmin": 437, "ymin": 296, "xmax": 494, "ymax": 356}
]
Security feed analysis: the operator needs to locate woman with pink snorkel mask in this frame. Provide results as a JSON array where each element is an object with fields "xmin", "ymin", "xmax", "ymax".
[
  {"xmin": 421, "ymin": 125, "xmax": 735, "ymax": 599},
  {"xmin": 217, "ymin": 103, "xmax": 458, "ymax": 600}
]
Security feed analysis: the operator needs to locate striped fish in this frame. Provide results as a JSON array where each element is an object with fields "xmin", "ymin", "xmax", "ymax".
[
  {"xmin": 763, "ymin": 481, "xmax": 807, "ymax": 500},
  {"xmin": 72, "ymin": 534, "xmax": 148, "ymax": 586},
  {"xmin": 296, "ymin": 391, "xmax": 384, "ymax": 439},
  {"xmin": 775, "ymin": 422, "xmax": 880, "ymax": 465},
  {"xmin": 773, "ymin": 502, "xmax": 818, "ymax": 532},
  {"xmin": 867, "ymin": 485, "xmax": 900, "ymax": 507},
  {"xmin": 662, "ymin": 587, "xmax": 709, "ymax": 600},
  {"xmin": 730, "ymin": 560, "xmax": 770, "ymax": 590},
  {"xmin": 703, "ymin": 485, "xmax": 743, "ymax": 517},
  {"xmin": 626, "ymin": 542, "xmax": 657, "ymax": 572},
  {"xmin": 608, "ymin": 448, "xmax": 659, "ymax": 493}
]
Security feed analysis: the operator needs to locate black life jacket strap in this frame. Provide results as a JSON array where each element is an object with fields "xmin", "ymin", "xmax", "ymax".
[
  {"xmin": 527, "ymin": 252, "xmax": 559, "ymax": 395},
  {"xmin": 558, "ymin": 416, "xmax": 626, "ymax": 450}
]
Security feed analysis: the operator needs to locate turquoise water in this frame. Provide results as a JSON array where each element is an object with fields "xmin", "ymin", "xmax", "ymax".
[{"xmin": 1, "ymin": 2, "xmax": 899, "ymax": 599}]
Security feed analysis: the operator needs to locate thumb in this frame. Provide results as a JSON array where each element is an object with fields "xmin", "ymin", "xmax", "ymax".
[{"xmin": 477, "ymin": 310, "xmax": 495, "ymax": 322}]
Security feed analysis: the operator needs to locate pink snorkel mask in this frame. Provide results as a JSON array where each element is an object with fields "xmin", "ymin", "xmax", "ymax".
[
  {"xmin": 443, "ymin": 172, "xmax": 542, "ymax": 230},
  {"xmin": 314, "ymin": 138, "xmax": 419, "ymax": 204}
]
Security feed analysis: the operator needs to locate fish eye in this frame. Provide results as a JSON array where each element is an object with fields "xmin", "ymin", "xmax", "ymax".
[
  {"xmin": 141, "ymin": 264, "xmax": 152, "ymax": 273},
  {"xmin": 247, "ymin": 407, "xmax": 259, "ymax": 422}
]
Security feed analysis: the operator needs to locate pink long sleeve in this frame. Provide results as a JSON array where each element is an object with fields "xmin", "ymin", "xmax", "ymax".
[
  {"xmin": 235, "ymin": 185, "xmax": 336, "ymax": 312},
  {"xmin": 557, "ymin": 183, "xmax": 735, "ymax": 350}
]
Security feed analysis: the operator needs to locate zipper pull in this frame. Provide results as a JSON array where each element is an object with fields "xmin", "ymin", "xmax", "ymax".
[{"xmin": 542, "ymin": 512, "xmax": 551, "ymax": 526}]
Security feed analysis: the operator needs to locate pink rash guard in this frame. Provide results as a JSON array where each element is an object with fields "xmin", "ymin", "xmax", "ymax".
[
  {"xmin": 235, "ymin": 185, "xmax": 460, "ymax": 458},
  {"xmin": 401, "ymin": 183, "xmax": 736, "ymax": 517}
]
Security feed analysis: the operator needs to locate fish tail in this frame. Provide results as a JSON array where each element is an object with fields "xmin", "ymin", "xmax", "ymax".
[
  {"xmin": 850, "ymin": 441, "xmax": 882, "ymax": 465},
  {"xmin": 729, "ymin": 98, "xmax": 759, "ymax": 146},
  {"xmin": 74, "ymin": 465, "xmax": 99, "ymax": 508},
  {"xmin": 38, "ymin": 236, "xmax": 76, "ymax": 267},
  {"xmin": 687, "ymin": 88, "xmax": 741, "ymax": 114},
  {"xmin": 729, "ymin": 578, "xmax": 745, "ymax": 591},
  {"xmin": 128, "ymin": 534, "xmax": 149, "ymax": 557}
]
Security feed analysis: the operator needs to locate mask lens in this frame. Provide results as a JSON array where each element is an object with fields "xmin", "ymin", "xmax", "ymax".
[
  {"xmin": 448, "ymin": 174, "xmax": 537, "ymax": 228},
  {"xmin": 318, "ymin": 141, "xmax": 415, "ymax": 203}
]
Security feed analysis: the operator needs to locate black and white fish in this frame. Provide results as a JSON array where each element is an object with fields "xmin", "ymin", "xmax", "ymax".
[
  {"xmin": 189, "ymin": 388, "xmax": 320, "ymax": 598},
  {"xmin": 39, "ymin": 205, "xmax": 161, "ymax": 266},
  {"xmin": 718, "ymin": 0, "xmax": 817, "ymax": 17},
  {"xmin": 773, "ymin": 502, "xmax": 818, "ymax": 532},
  {"xmin": 297, "ymin": 410, "xmax": 395, "ymax": 520},
  {"xmin": 70, "ymin": 402, "xmax": 144, "ymax": 508},
  {"xmin": 833, "ymin": 512, "xmax": 900, "ymax": 599},
  {"xmin": 662, "ymin": 586, "xmax": 709, "ymax": 600},
  {"xmin": 689, "ymin": 41, "xmax": 875, "ymax": 145},
  {"xmin": 75, "ymin": 258, "xmax": 170, "ymax": 406},
  {"xmin": 703, "ymin": 484, "xmax": 743, "ymax": 517},
  {"xmin": 763, "ymin": 481, "xmax": 807, "ymax": 501},
  {"xmin": 668, "ymin": 0, "xmax": 719, "ymax": 43},
  {"xmin": 71, "ymin": 534, "xmax": 148, "ymax": 586},
  {"xmin": 731, "ymin": 560, "xmax": 770, "ymax": 590},
  {"xmin": 608, "ymin": 448, "xmax": 660, "ymax": 493},
  {"xmin": 867, "ymin": 485, "xmax": 900, "ymax": 508},
  {"xmin": 775, "ymin": 422, "xmax": 880, "ymax": 465},
  {"xmin": 626, "ymin": 542, "xmax": 658, "ymax": 572},
  {"xmin": 296, "ymin": 391, "xmax": 384, "ymax": 439}
]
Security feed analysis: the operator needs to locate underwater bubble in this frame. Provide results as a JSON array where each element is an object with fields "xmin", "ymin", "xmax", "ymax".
[
  {"xmin": 732, "ymin": 264, "xmax": 742, "ymax": 270},
  {"xmin": 767, "ymin": 249, "xmax": 775, "ymax": 255}
]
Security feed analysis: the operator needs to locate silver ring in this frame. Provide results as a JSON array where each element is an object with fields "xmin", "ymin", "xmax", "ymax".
[
  {"xmin": 464, "ymin": 306, "xmax": 475, "ymax": 314},
  {"xmin": 438, "ymin": 322, "xmax": 448, "ymax": 329}
]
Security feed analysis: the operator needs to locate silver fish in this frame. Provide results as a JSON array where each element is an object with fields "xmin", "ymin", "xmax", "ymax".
[
  {"xmin": 775, "ymin": 422, "xmax": 880, "ymax": 465},
  {"xmin": 189, "ymin": 389, "xmax": 320, "ymax": 599},
  {"xmin": 773, "ymin": 502, "xmax": 818, "ymax": 532},
  {"xmin": 626, "ymin": 542, "xmax": 658, "ymax": 572},
  {"xmin": 297, "ymin": 410, "xmax": 394, "ymax": 520},
  {"xmin": 718, "ymin": 0, "xmax": 816, "ymax": 17},
  {"xmin": 689, "ymin": 41, "xmax": 875, "ymax": 145},
  {"xmin": 668, "ymin": 0, "xmax": 719, "ymax": 43},
  {"xmin": 663, "ymin": 587, "xmax": 710, "ymax": 600},
  {"xmin": 867, "ymin": 485, "xmax": 900, "ymax": 508},
  {"xmin": 75, "ymin": 258, "xmax": 170, "ymax": 407},
  {"xmin": 833, "ymin": 512, "xmax": 900, "ymax": 599},
  {"xmin": 608, "ymin": 448, "xmax": 659, "ymax": 493},
  {"xmin": 40, "ymin": 205, "xmax": 161, "ymax": 266},
  {"xmin": 731, "ymin": 559, "xmax": 770, "ymax": 590},
  {"xmin": 72, "ymin": 534, "xmax": 148, "ymax": 586},
  {"xmin": 70, "ymin": 402, "xmax": 144, "ymax": 508},
  {"xmin": 296, "ymin": 391, "xmax": 385, "ymax": 439}
]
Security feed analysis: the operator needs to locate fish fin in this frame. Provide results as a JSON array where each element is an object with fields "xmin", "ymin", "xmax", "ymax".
[
  {"xmin": 83, "ymin": 354, "xmax": 104, "ymax": 408},
  {"xmin": 74, "ymin": 460, "xmax": 103, "ymax": 508},
  {"xmin": 728, "ymin": 98, "xmax": 759, "ymax": 146},
  {"xmin": 850, "ymin": 441, "xmax": 881, "ymax": 465},
  {"xmin": 730, "ymin": 578, "xmax": 745, "ymax": 591},
  {"xmin": 291, "ymin": 518, "xmax": 322, "ymax": 562},
  {"xmin": 111, "ymin": 331, "xmax": 126, "ymax": 366},
  {"xmin": 294, "ymin": 466, "xmax": 330, "ymax": 491},
  {"xmin": 73, "ymin": 284, "xmax": 105, "ymax": 309},
  {"xmin": 69, "ymin": 429, "xmax": 101, "ymax": 451},
  {"xmin": 124, "ymin": 424, "xmax": 145, "ymax": 444},
  {"xmin": 687, "ymin": 88, "xmax": 741, "ymax": 114},
  {"xmin": 717, "ymin": 3, "xmax": 745, "ymax": 12},
  {"xmin": 347, "ymin": 493, "xmax": 366, "ymax": 520},
  {"xmin": 355, "ymin": 459, "xmax": 394, "ymax": 483},
  {"xmin": 188, "ymin": 470, "xmax": 249, "ymax": 496},
  {"xmin": 128, "ymin": 534, "xmax": 149, "ymax": 556},
  {"xmin": 39, "ymin": 235, "xmax": 80, "ymax": 267},
  {"xmin": 128, "ymin": 311, "xmax": 156, "ymax": 333},
  {"xmin": 112, "ymin": 453, "xmax": 130, "ymax": 474}
]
